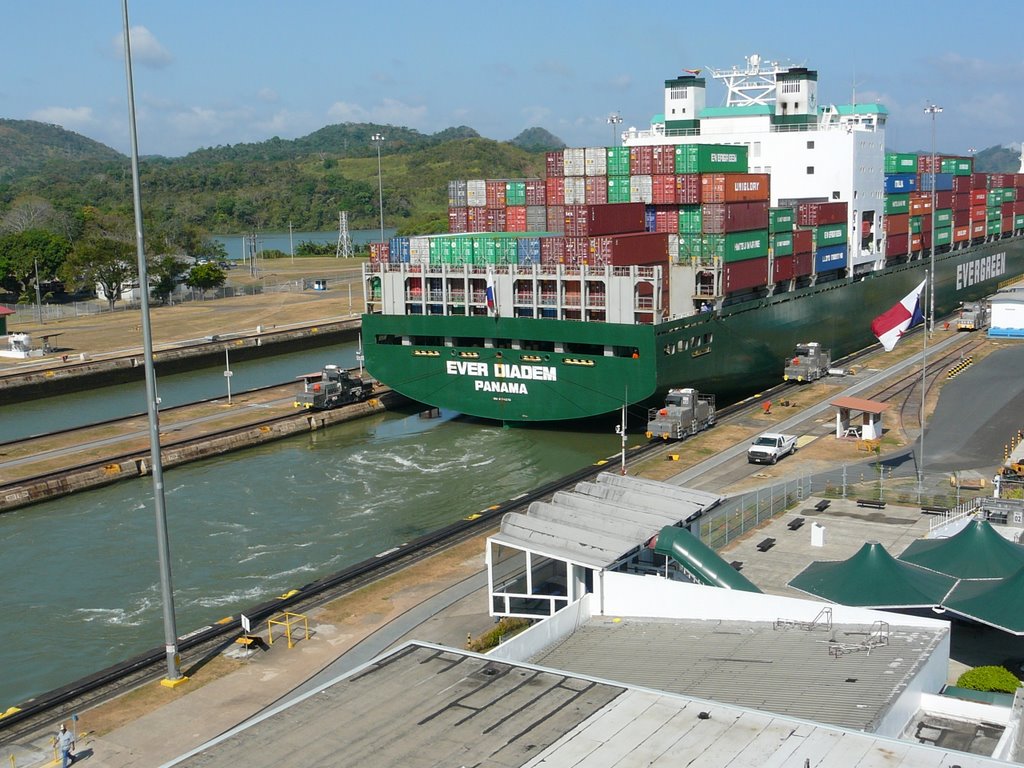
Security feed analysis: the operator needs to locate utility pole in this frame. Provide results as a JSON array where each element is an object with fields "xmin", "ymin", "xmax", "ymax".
[{"xmin": 372, "ymin": 133, "xmax": 385, "ymax": 245}]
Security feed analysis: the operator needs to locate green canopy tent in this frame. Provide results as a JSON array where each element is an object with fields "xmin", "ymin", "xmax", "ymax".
[
  {"xmin": 789, "ymin": 542, "xmax": 957, "ymax": 608},
  {"xmin": 943, "ymin": 565, "xmax": 1024, "ymax": 634},
  {"xmin": 898, "ymin": 519, "xmax": 1024, "ymax": 579}
]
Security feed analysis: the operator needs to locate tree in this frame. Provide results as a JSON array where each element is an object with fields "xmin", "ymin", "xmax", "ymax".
[
  {"xmin": 184, "ymin": 263, "xmax": 226, "ymax": 297},
  {"xmin": 150, "ymin": 255, "xmax": 190, "ymax": 305},
  {"xmin": 0, "ymin": 229, "xmax": 72, "ymax": 296},
  {"xmin": 0, "ymin": 196, "xmax": 56, "ymax": 234},
  {"xmin": 59, "ymin": 236, "xmax": 136, "ymax": 310}
]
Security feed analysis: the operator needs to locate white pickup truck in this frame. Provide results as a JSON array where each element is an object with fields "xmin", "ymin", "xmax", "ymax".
[{"xmin": 747, "ymin": 433, "xmax": 798, "ymax": 465}]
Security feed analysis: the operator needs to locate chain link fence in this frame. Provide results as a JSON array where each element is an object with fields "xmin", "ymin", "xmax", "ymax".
[{"xmin": 697, "ymin": 457, "xmax": 1005, "ymax": 552}]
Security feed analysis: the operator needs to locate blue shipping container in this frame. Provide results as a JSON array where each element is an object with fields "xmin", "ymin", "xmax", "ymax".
[
  {"xmin": 919, "ymin": 173, "xmax": 954, "ymax": 192},
  {"xmin": 814, "ymin": 243, "xmax": 848, "ymax": 272},
  {"xmin": 389, "ymin": 236, "xmax": 411, "ymax": 263},
  {"xmin": 517, "ymin": 237, "xmax": 541, "ymax": 265},
  {"xmin": 884, "ymin": 174, "xmax": 918, "ymax": 195},
  {"xmin": 644, "ymin": 205, "xmax": 657, "ymax": 232}
]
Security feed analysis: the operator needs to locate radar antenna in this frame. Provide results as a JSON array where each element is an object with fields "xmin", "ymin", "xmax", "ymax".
[{"xmin": 706, "ymin": 53, "xmax": 787, "ymax": 107}]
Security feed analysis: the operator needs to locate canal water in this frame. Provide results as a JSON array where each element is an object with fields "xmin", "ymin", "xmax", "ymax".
[{"xmin": 0, "ymin": 356, "xmax": 637, "ymax": 708}]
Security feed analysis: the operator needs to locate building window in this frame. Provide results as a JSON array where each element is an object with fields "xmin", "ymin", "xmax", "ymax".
[
  {"xmin": 832, "ymin": 191, "xmax": 841, "ymax": 200},
  {"xmin": 806, "ymin": 166, "xmax": 815, "ymax": 175},
  {"xmin": 670, "ymin": 87, "xmax": 688, "ymax": 100},
  {"xmin": 806, "ymin": 140, "xmax": 815, "ymax": 149}
]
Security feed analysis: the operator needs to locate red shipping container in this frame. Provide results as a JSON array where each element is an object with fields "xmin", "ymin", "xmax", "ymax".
[
  {"xmin": 1003, "ymin": 215, "xmax": 1014, "ymax": 234},
  {"xmin": 954, "ymin": 192, "xmax": 970, "ymax": 211},
  {"xmin": 773, "ymin": 254, "xmax": 795, "ymax": 282},
  {"xmin": 651, "ymin": 145, "xmax": 675, "ymax": 175},
  {"xmin": 546, "ymin": 151, "xmax": 564, "ymax": 178},
  {"xmin": 954, "ymin": 208, "xmax": 970, "ymax": 227},
  {"xmin": 525, "ymin": 179, "xmax": 546, "ymax": 206},
  {"xmin": 971, "ymin": 221, "xmax": 986, "ymax": 238},
  {"xmin": 546, "ymin": 205, "xmax": 564, "ymax": 233},
  {"xmin": 1013, "ymin": 200, "xmax": 1024, "ymax": 215},
  {"xmin": 723, "ymin": 256, "xmax": 769, "ymax": 292},
  {"xmin": 565, "ymin": 202, "xmax": 646, "ymax": 237},
  {"xmin": 701, "ymin": 201, "xmax": 769, "ymax": 233},
  {"xmin": 1002, "ymin": 201, "xmax": 1015, "ymax": 219},
  {"xmin": 585, "ymin": 177, "xmax": 608, "ymax": 205},
  {"xmin": 652, "ymin": 174, "xmax": 678, "ymax": 204},
  {"xmin": 970, "ymin": 172, "xmax": 987, "ymax": 189},
  {"xmin": 369, "ymin": 241, "xmax": 390, "ymax": 262},
  {"xmin": 953, "ymin": 225, "xmax": 970, "ymax": 243},
  {"xmin": 793, "ymin": 251, "xmax": 813, "ymax": 276},
  {"xmin": 1015, "ymin": 174, "xmax": 1024, "ymax": 189},
  {"xmin": 935, "ymin": 190, "xmax": 953, "ymax": 209},
  {"xmin": 486, "ymin": 207, "xmax": 506, "ymax": 232},
  {"xmin": 676, "ymin": 174, "xmax": 701, "ymax": 204},
  {"xmin": 652, "ymin": 206, "xmax": 679, "ymax": 234},
  {"xmin": 467, "ymin": 206, "xmax": 488, "ymax": 233},
  {"xmin": 540, "ymin": 236, "xmax": 565, "ymax": 264},
  {"xmin": 564, "ymin": 236, "xmax": 589, "ymax": 263},
  {"xmin": 792, "ymin": 228, "xmax": 813, "ymax": 254},
  {"xmin": 629, "ymin": 146, "xmax": 654, "ymax": 175},
  {"xmin": 589, "ymin": 236, "xmax": 612, "ymax": 267},
  {"xmin": 884, "ymin": 214, "xmax": 909, "ymax": 235},
  {"xmin": 702, "ymin": 173, "xmax": 770, "ymax": 203},
  {"xmin": 797, "ymin": 201, "xmax": 847, "ymax": 226},
  {"xmin": 448, "ymin": 206, "xmax": 468, "ymax": 233},
  {"xmin": 545, "ymin": 177, "xmax": 564, "ymax": 205},
  {"xmin": 506, "ymin": 206, "xmax": 527, "ymax": 232},
  {"xmin": 989, "ymin": 173, "xmax": 1014, "ymax": 188},
  {"xmin": 885, "ymin": 233, "xmax": 909, "ymax": 257},
  {"xmin": 911, "ymin": 234, "xmax": 923, "ymax": 252},
  {"xmin": 953, "ymin": 175, "xmax": 973, "ymax": 194},
  {"xmin": 970, "ymin": 205, "xmax": 987, "ymax": 222},
  {"xmin": 486, "ymin": 180, "xmax": 505, "ymax": 209},
  {"xmin": 605, "ymin": 232, "xmax": 670, "ymax": 266}
]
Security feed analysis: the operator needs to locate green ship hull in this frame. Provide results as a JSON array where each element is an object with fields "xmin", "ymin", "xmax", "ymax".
[{"xmin": 362, "ymin": 237, "xmax": 1024, "ymax": 422}]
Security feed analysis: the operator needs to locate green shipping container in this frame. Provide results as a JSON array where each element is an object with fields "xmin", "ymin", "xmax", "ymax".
[
  {"xmin": 505, "ymin": 181, "xmax": 526, "ymax": 206},
  {"xmin": 934, "ymin": 209, "xmax": 953, "ymax": 227},
  {"xmin": 884, "ymin": 153, "xmax": 918, "ymax": 174},
  {"xmin": 910, "ymin": 216, "xmax": 922, "ymax": 235},
  {"xmin": 606, "ymin": 147, "xmax": 630, "ymax": 176},
  {"xmin": 814, "ymin": 223, "xmax": 847, "ymax": 246},
  {"xmin": 675, "ymin": 143, "xmax": 748, "ymax": 174},
  {"xmin": 677, "ymin": 234, "xmax": 705, "ymax": 260},
  {"xmin": 715, "ymin": 229, "xmax": 770, "ymax": 263},
  {"xmin": 1016, "ymin": 214, "xmax": 1024, "ymax": 229},
  {"xmin": 771, "ymin": 232, "xmax": 794, "ymax": 256},
  {"xmin": 769, "ymin": 207, "xmax": 794, "ymax": 233},
  {"xmin": 607, "ymin": 175, "xmax": 631, "ymax": 203},
  {"xmin": 941, "ymin": 157, "xmax": 972, "ymax": 176},
  {"xmin": 933, "ymin": 226, "xmax": 952, "ymax": 247},
  {"xmin": 678, "ymin": 205, "xmax": 702, "ymax": 234},
  {"xmin": 987, "ymin": 219, "xmax": 1002, "ymax": 235},
  {"xmin": 884, "ymin": 194, "xmax": 910, "ymax": 215}
]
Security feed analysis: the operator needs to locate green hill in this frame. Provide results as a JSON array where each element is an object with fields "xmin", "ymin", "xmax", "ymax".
[{"xmin": 0, "ymin": 119, "xmax": 124, "ymax": 182}]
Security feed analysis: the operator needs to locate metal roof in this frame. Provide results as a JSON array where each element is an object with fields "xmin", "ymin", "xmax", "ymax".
[
  {"xmin": 945, "ymin": 566, "xmax": 1024, "ymax": 633},
  {"xmin": 165, "ymin": 641, "xmax": 1004, "ymax": 768},
  {"xmin": 490, "ymin": 473, "xmax": 722, "ymax": 570},
  {"xmin": 831, "ymin": 396, "xmax": 890, "ymax": 414},
  {"xmin": 530, "ymin": 616, "xmax": 946, "ymax": 733},
  {"xmin": 899, "ymin": 519, "xmax": 1024, "ymax": 579},
  {"xmin": 789, "ymin": 542, "xmax": 957, "ymax": 608}
]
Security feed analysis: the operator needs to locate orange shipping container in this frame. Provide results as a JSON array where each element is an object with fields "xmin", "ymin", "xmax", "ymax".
[
  {"xmin": 909, "ymin": 195, "xmax": 932, "ymax": 215},
  {"xmin": 971, "ymin": 221, "xmax": 986, "ymax": 238},
  {"xmin": 884, "ymin": 214, "xmax": 909, "ymax": 235},
  {"xmin": 700, "ymin": 173, "xmax": 770, "ymax": 203},
  {"xmin": 910, "ymin": 234, "xmax": 923, "ymax": 252},
  {"xmin": 952, "ymin": 225, "xmax": 970, "ymax": 243}
]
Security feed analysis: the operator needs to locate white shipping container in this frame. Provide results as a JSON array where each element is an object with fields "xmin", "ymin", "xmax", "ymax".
[
  {"xmin": 564, "ymin": 176, "xmax": 587, "ymax": 205},
  {"xmin": 466, "ymin": 179, "xmax": 487, "ymax": 208},
  {"xmin": 584, "ymin": 147, "xmax": 607, "ymax": 177},
  {"xmin": 630, "ymin": 174, "xmax": 653, "ymax": 204},
  {"xmin": 563, "ymin": 148, "xmax": 586, "ymax": 177},
  {"xmin": 409, "ymin": 236, "xmax": 432, "ymax": 264},
  {"xmin": 447, "ymin": 180, "xmax": 467, "ymax": 208}
]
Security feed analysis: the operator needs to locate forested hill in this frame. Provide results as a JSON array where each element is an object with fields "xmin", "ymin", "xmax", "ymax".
[
  {"xmin": 0, "ymin": 120, "xmax": 563, "ymax": 235},
  {"xmin": 0, "ymin": 119, "xmax": 125, "ymax": 179}
]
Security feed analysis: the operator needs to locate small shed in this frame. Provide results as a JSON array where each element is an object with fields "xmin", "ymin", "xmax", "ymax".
[
  {"xmin": 831, "ymin": 396, "xmax": 889, "ymax": 440},
  {"xmin": 0, "ymin": 305, "xmax": 13, "ymax": 336},
  {"xmin": 989, "ymin": 287, "xmax": 1024, "ymax": 338}
]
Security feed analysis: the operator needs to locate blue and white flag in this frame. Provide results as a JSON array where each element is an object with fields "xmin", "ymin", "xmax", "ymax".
[{"xmin": 485, "ymin": 272, "xmax": 496, "ymax": 316}]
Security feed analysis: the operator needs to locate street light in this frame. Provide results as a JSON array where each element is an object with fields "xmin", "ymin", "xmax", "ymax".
[
  {"xmin": 924, "ymin": 103, "xmax": 942, "ymax": 334},
  {"xmin": 371, "ymin": 133, "xmax": 385, "ymax": 244},
  {"xmin": 607, "ymin": 112, "xmax": 622, "ymax": 147}
]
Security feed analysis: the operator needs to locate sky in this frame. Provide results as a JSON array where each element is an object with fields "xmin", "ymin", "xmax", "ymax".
[{"xmin": 3, "ymin": 1, "xmax": 1023, "ymax": 160}]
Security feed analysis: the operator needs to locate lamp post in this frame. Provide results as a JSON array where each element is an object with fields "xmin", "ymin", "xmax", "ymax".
[
  {"xmin": 924, "ymin": 103, "xmax": 942, "ymax": 334},
  {"xmin": 371, "ymin": 133, "xmax": 385, "ymax": 245},
  {"xmin": 607, "ymin": 112, "xmax": 622, "ymax": 147}
]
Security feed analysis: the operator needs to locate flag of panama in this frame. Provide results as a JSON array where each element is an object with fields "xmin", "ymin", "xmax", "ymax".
[{"xmin": 870, "ymin": 279, "xmax": 926, "ymax": 351}]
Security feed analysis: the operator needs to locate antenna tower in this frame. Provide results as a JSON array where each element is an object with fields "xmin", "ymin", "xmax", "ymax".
[
  {"xmin": 706, "ymin": 53, "xmax": 786, "ymax": 107},
  {"xmin": 336, "ymin": 211, "xmax": 354, "ymax": 258}
]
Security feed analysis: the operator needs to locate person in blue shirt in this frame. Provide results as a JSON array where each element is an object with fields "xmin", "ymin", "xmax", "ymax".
[{"xmin": 57, "ymin": 723, "xmax": 75, "ymax": 767}]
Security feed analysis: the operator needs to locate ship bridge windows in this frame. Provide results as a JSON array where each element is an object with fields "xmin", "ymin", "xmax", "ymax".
[
  {"xmin": 563, "ymin": 341, "xmax": 603, "ymax": 357},
  {"xmin": 375, "ymin": 333, "xmax": 402, "ymax": 346},
  {"xmin": 610, "ymin": 345, "xmax": 638, "ymax": 358}
]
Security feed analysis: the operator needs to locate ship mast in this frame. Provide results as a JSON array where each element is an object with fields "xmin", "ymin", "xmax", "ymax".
[{"xmin": 705, "ymin": 53, "xmax": 785, "ymax": 106}]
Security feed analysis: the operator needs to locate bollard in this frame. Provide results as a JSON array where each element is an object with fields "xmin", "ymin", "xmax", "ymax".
[{"xmin": 466, "ymin": 632, "xmax": 472, "ymax": 649}]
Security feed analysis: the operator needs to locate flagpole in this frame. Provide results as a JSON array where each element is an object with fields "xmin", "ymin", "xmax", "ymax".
[{"xmin": 918, "ymin": 273, "xmax": 928, "ymax": 492}]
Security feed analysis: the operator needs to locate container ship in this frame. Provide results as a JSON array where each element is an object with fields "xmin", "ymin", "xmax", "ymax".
[{"xmin": 361, "ymin": 55, "xmax": 1024, "ymax": 422}]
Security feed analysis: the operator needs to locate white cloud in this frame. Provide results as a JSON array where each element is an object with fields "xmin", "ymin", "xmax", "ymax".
[
  {"xmin": 113, "ymin": 26, "xmax": 173, "ymax": 68},
  {"xmin": 257, "ymin": 88, "xmax": 279, "ymax": 103},
  {"xmin": 326, "ymin": 98, "xmax": 426, "ymax": 126},
  {"xmin": 327, "ymin": 101, "xmax": 369, "ymax": 122},
  {"xmin": 30, "ymin": 106, "xmax": 95, "ymax": 129}
]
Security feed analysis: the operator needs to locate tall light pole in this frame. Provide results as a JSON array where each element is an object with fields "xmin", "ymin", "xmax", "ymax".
[
  {"xmin": 924, "ymin": 103, "xmax": 942, "ymax": 334},
  {"xmin": 371, "ymin": 133, "xmax": 385, "ymax": 244},
  {"xmin": 607, "ymin": 112, "xmax": 622, "ymax": 147}
]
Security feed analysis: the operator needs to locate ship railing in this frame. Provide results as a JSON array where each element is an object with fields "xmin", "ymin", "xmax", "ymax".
[
  {"xmin": 635, "ymin": 297, "xmax": 655, "ymax": 310},
  {"xmin": 588, "ymin": 295, "xmax": 606, "ymax": 307},
  {"xmin": 563, "ymin": 295, "xmax": 581, "ymax": 307},
  {"xmin": 538, "ymin": 293, "xmax": 559, "ymax": 306}
]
